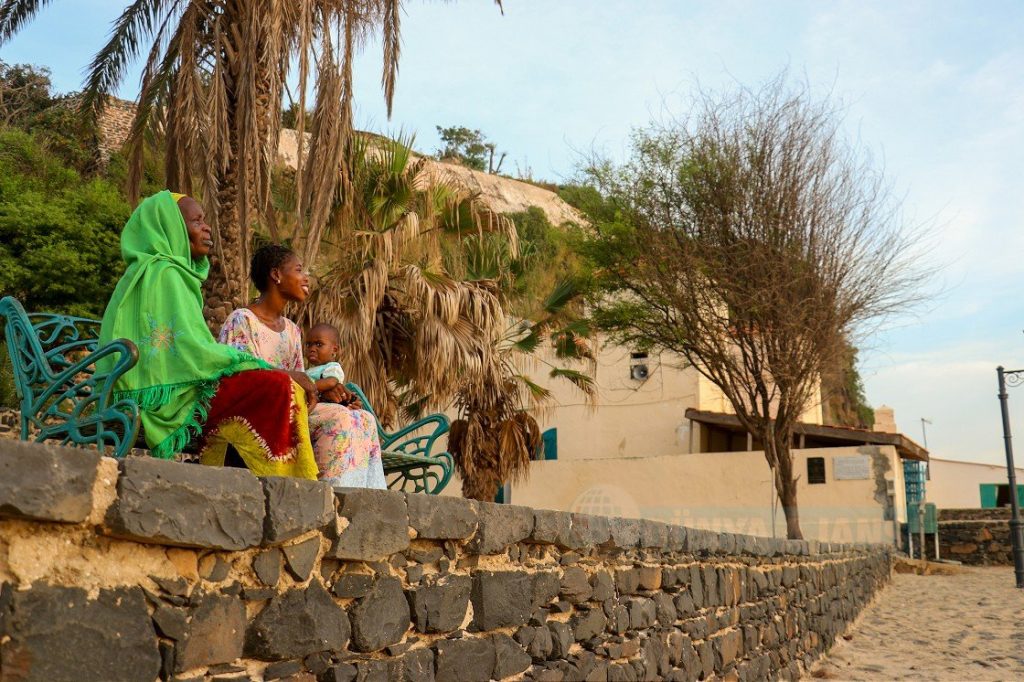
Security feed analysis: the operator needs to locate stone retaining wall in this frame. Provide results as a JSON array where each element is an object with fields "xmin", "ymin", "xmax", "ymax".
[
  {"xmin": 0, "ymin": 440, "xmax": 892, "ymax": 682},
  {"xmin": 939, "ymin": 520, "xmax": 1014, "ymax": 565},
  {"xmin": 938, "ymin": 508, "xmax": 1012, "ymax": 522},
  {"xmin": 937, "ymin": 509, "xmax": 1015, "ymax": 565}
]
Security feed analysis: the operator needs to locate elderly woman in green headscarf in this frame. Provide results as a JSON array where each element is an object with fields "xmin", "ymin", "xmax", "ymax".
[{"xmin": 98, "ymin": 190, "xmax": 318, "ymax": 478}]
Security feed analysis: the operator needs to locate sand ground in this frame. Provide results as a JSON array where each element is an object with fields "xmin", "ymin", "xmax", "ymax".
[{"xmin": 807, "ymin": 565, "xmax": 1024, "ymax": 681}]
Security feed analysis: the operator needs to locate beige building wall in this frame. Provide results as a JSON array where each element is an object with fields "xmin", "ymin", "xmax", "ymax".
[
  {"xmin": 529, "ymin": 344, "xmax": 699, "ymax": 462},
  {"xmin": 507, "ymin": 445, "xmax": 905, "ymax": 545},
  {"xmin": 526, "ymin": 337, "xmax": 824, "ymax": 463},
  {"xmin": 927, "ymin": 457, "xmax": 1024, "ymax": 508}
]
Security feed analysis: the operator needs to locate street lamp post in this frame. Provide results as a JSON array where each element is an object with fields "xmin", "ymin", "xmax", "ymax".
[{"xmin": 995, "ymin": 366, "xmax": 1024, "ymax": 588}]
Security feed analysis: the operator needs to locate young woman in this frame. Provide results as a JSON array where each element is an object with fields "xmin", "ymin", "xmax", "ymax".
[
  {"xmin": 218, "ymin": 244, "xmax": 387, "ymax": 489},
  {"xmin": 97, "ymin": 191, "xmax": 318, "ymax": 479}
]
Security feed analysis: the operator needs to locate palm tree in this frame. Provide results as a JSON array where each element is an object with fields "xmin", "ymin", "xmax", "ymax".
[
  {"xmin": 298, "ymin": 135, "xmax": 594, "ymax": 500},
  {"xmin": 0, "ymin": 0, "xmax": 501, "ymax": 328}
]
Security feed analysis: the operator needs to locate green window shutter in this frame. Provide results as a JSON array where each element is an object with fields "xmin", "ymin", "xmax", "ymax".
[
  {"xmin": 542, "ymin": 428, "xmax": 558, "ymax": 461},
  {"xmin": 980, "ymin": 483, "xmax": 998, "ymax": 508}
]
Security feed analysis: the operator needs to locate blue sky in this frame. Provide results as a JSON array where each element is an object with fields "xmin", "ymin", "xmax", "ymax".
[{"xmin": 4, "ymin": 1, "xmax": 1023, "ymax": 464}]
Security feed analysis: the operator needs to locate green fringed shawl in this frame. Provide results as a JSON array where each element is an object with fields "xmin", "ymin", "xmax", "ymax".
[{"xmin": 98, "ymin": 190, "xmax": 269, "ymax": 457}]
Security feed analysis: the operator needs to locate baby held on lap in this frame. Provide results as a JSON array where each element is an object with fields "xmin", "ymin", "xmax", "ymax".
[{"xmin": 304, "ymin": 323, "xmax": 360, "ymax": 408}]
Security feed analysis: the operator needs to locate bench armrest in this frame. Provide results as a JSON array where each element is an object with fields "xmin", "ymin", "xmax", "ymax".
[{"xmin": 27, "ymin": 337, "xmax": 141, "ymax": 458}]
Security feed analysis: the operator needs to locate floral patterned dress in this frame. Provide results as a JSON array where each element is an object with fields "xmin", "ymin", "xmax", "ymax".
[{"xmin": 219, "ymin": 308, "xmax": 386, "ymax": 489}]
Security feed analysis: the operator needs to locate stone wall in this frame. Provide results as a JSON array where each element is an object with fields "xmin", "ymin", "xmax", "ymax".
[
  {"xmin": 938, "ymin": 508, "xmax": 1012, "ymax": 522},
  {"xmin": 96, "ymin": 97, "xmax": 137, "ymax": 161},
  {"xmin": 0, "ymin": 440, "xmax": 892, "ymax": 682},
  {"xmin": 938, "ymin": 509, "xmax": 1015, "ymax": 565}
]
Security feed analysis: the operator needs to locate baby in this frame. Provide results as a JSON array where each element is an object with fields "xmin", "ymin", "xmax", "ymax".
[{"xmin": 304, "ymin": 323, "xmax": 351, "ymax": 404}]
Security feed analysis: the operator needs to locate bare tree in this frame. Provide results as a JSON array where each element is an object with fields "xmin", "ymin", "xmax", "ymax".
[{"xmin": 578, "ymin": 76, "xmax": 927, "ymax": 539}]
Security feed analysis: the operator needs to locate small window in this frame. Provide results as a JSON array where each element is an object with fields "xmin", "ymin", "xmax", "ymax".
[{"xmin": 807, "ymin": 457, "xmax": 826, "ymax": 484}]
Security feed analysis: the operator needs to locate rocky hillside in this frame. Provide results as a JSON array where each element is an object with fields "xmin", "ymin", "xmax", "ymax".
[
  {"xmin": 96, "ymin": 98, "xmax": 580, "ymax": 226},
  {"xmin": 278, "ymin": 129, "xmax": 581, "ymax": 226}
]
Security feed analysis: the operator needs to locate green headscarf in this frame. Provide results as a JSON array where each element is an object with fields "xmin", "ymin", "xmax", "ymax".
[{"xmin": 99, "ymin": 190, "xmax": 269, "ymax": 457}]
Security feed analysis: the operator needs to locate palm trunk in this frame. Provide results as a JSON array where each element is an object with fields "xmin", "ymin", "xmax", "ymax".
[
  {"xmin": 203, "ymin": 147, "xmax": 247, "ymax": 333},
  {"xmin": 461, "ymin": 473, "xmax": 500, "ymax": 502},
  {"xmin": 201, "ymin": 52, "xmax": 250, "ymax": 334}
]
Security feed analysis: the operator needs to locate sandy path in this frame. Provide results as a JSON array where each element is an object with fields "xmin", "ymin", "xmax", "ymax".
[{"xmin": 807, "ymin": 566, "xmax": 1024, "ymax": 681}]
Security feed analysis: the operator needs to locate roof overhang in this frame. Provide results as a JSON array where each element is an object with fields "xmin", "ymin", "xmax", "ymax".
[{"xmin": 684, "ymin": 408, "xmax": 929, "ymax": 462}]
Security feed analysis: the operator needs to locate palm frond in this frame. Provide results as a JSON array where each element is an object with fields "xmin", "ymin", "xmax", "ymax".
[
  {"xmin": 81, "ymin": 0, "xmax": 181, "ymax": 120},
  {"xmin": 548, "ymin": 368, "xmax": 596, "ymax": 397},
  {"xmin": 0, "ymin": 0, "xmax": 51, "ymax": 44}
]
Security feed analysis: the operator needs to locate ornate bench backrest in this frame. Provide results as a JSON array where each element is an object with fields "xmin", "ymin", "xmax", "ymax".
[{"xmin": 1, "ymin": 296, "xmax": 139, "ymax": 456}]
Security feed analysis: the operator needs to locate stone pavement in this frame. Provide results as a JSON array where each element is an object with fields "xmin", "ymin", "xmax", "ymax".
[{"xmin": 808, "ymin": 565, "xmax": 1024, "ymax": 680}]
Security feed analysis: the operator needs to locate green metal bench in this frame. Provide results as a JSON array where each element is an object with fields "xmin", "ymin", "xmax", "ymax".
[{"xmin": 0, "ymin": 296, "xmax": 453, "ymax": 494}]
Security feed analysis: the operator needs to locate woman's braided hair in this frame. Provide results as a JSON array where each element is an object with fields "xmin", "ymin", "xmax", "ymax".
[{"xmin": 250, "ymin": 243, "xmax": 295, "ymax": 292}]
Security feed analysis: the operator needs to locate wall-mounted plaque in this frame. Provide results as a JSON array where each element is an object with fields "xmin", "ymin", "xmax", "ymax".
[{"xmin": 834, "ymin": 455, "xmax": 871, "ymax": 480}]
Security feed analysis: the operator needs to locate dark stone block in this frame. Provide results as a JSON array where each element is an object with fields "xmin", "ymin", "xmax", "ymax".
[
  {"xmin": 174, "ymin": 593, "xmax": 247, "ymax": 671},
  {"xmin": 667, "ymin": 525, "xmax": 687, "ymax": 552},
  {"xmin": 435, "ymin": 637, "xmax": 495, "ymax": 682},
  {"xmin": 515, "ymin": 625, "xmax": 554, "ymax": 661},
  {"xmin": 548, "ymin": 621, "xmax": 573, "ymax": 659},
  {"xmin": 333, "ymin": 489, "xmax": 409, "ymax": 560},
  {"xmin": 782, "ymin": 565, "xmax": 799, "ymax": 587},
  {"xmin": 0, "ymin": 440, "xmax": 100, "ymax": 523},
  {"xmin": 350, "ymin": 577, "xmax": 412, "ymax": 652},
  {"xmin": 284, "ymin": 537, "xmax": 322, "ymax": 581},
  {"xmin": 609, "ymin": 604, "xmax": 629, "ymax": 634},
  {"xmin": 0, "ymin": 585, "xmax": 159, "ymax": 681},
  {"xmin": 570, "ymin": 608, "xmax": 607, "ymax": 641},
  {"xmin": 262, "ymin": 476, "xmax": 335, "ymax": 544},
  {"xmin": 468, "ymin": 502, "xmax": 534, "ymax": 554},
  {"xmin": 354, "ymin": 659, "xmax": 390, "ymax": 682},
  {"xmin": 471, "ymin": 570, "xmax": 534, "ymax": 629},
  {"xmin": 408, "ymin": 574, "xmax": 471, "ymax": 633},
  {"xmin": 654, "ymin": 593, "xmax": 677, "ymax": 625},
  {"xmin": 615, "ymin": 568, "xmax": 640, "ymax": 595},
  {"xmin": 247, "ymin": 582, "xmax": 350, "ymax": 660},
  {"xmin": 153, "ymin": 603, "xmax": 188, "ymax": 640},
  {"xmin": 689, "ymin": 566, "xmax": 704, "ymax": 608},
  {"xmin": 608, "ymin": 518, "xmax": 641, "ymax": 549},
  {"xmin": 493, "ymin": 633, "xmax": 532, "ymax": 679},
  {"xmin": 570, "ymin": 513, "xmax": 612, "ymax": 547},
  {"xmin": 639, "ymin": 519, "xmax": 669, "ymax": 548},
  {"xmin": 254, "ymin": 548, "xmax": 283, "ymax": 586},
  {"xmin": 107, "ymin": 456, "xmax": 265, "ymax": 550},
  {"xmin": 626, "ymin": 597, "xmax": 656, "ymax": 630},
  {"xmin": 559, "ymin": 566, "xmax": 592, "ymax": 603},
  {"xmin": 333, "ymin": 572, "xmax": 374, "ymax": 599},
  {"xmin": 265, "ymin": 660, "xmax": 304, "ymax": 680},
  {"xmin": 319, "ymin": 663, "xmax": 358, "ymax": 682},
  {"xmin": 395, "ymin": 648, "xmax": 435, "ymax": 682},
  {"xmin": 532, "ymin": 571, "xmax": 561, "ymax": 608},
  {"xmin": 406, "ymin": 494, "xmax": 477, "ymax": 540},
  {"xmin": 591, "ymin": 570, "xmax": 615, "ymax": 602},
  {"xmin": 674, "ymin": 590, "xmax": 696, "ymax": 617},
  {"xmin": 406, "ymin": 564, "xmax": 424, "ymax": 584},
  {"xmin": 702, "ymin": 566, "xmax": 718, "ymax": 606},
  {"xmin": 532, "ymin": 509, "xmax": 573, "ymax": 546}
]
